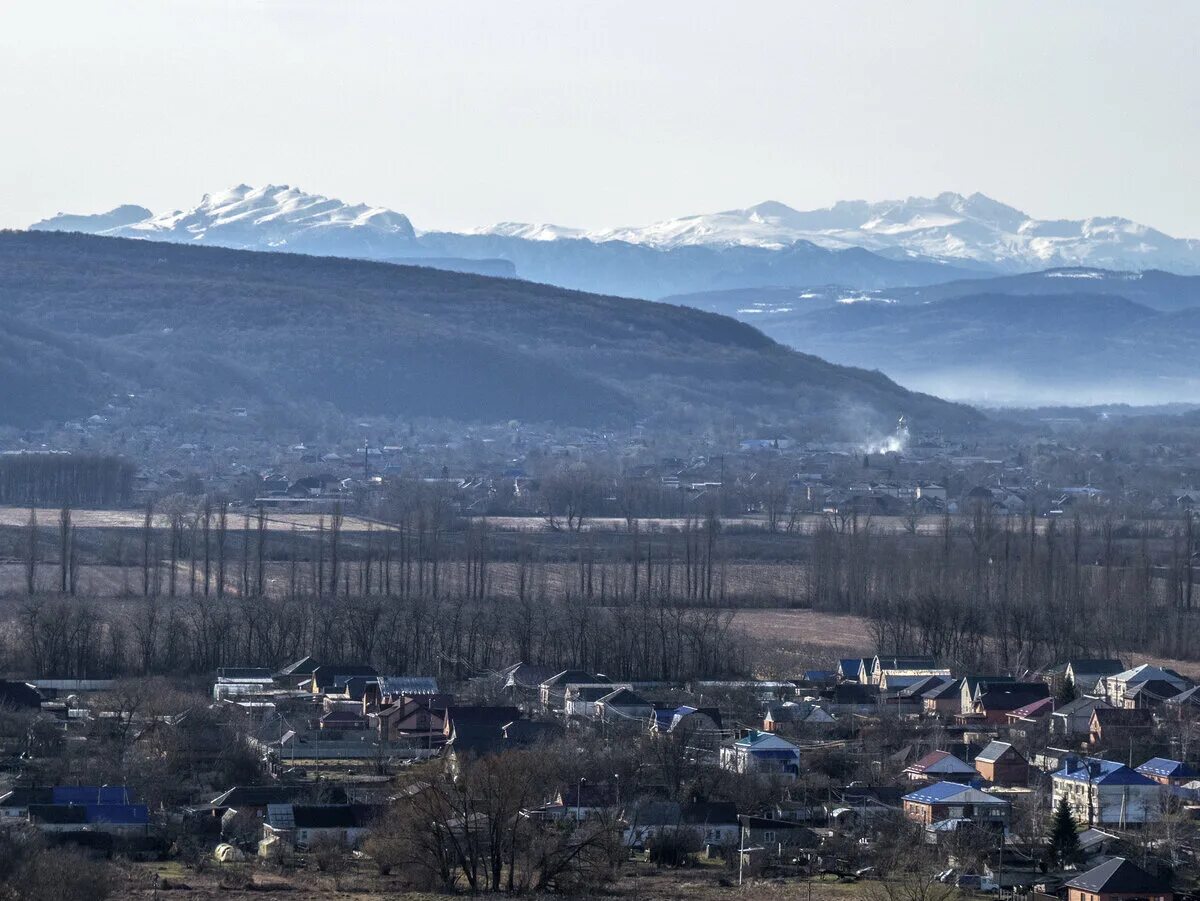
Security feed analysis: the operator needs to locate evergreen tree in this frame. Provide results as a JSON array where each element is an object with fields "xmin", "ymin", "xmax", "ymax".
[
  {"xmin": 1057, "ymin": 675, "xmax": 1078, "ymax": 705},
  {"xmin": 1047, "ymin": 796, "xmax": 1082, "ymax": 867}
]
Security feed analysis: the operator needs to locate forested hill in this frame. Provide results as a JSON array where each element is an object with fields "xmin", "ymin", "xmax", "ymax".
[{"xmin": 0, "ymin": 231, "xmax": 979, "ymax": 433}]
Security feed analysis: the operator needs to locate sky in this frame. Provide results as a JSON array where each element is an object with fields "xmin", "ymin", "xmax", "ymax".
[{"xmin": 2, "ymin": 1, "xmax": 1199, "ymax": 235}]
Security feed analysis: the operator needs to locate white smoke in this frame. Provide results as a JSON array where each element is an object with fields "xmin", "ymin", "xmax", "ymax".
[{"xmin": 862, "ymin": 415, "xmax": 909, "ymax": 455}]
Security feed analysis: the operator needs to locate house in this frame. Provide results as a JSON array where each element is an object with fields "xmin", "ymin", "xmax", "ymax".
[
  {"xmin": 880, "ymin": 671, "xmax": 953, "ymax": 695},
  {"xmin": 1051, "ymin": 757, "xmax": 1162, "ymax": 827},
  {"xmin": 274, "ymin": 655, "xmax": 321, "ymax": 688},
  {"xmin": 1089, "ymin": 707, "xmax": 1153, "ymax": 747},
  {"xmin": 376, "ymin": 695, "xmax": 450, "ymax": 744},
  {"xmin": 1076, "ymin": 827, "xmax": 1122, "ymax": 860},
  {"xmin": 594, "ymin": 688, "xmax": 654, "ymax": 724},
  {"xmin": 0, "ymin": 680, "xmax": 43, "ymax": 709},
  {"xmin": 1006, "ymin": 696, "xmax": 1056, "ymax": 728},
  {"xmin": 968, "ymin": 682, "xmax": 1051, "ymax": 725},
  {"xmin": 1166, "ymin": 685, "xmax": 1200, "ymax": 716},
  {"xmin": 374, "ymin": 677, "xmax": 440, "ymax": 704},
  {"xmin": 1064, "ymin": 857, "xmax": 1173, "ymax": 901},
  {"xmin": 442, "ymin": 705, "xmax": 522, "ymax": 740},
  {"xmin": 205, "ymin": 784, "xmax": 339, "ymax": 818},
  {"xmin": 441, "ymin": 710, "xmax": 559, "ymax": 772},
  {"xmin": 719, "ymin": 731, "xmax": 801, "ymax": 780},
  {"xmin": 651, "ymin": 705, "xmax": 722, "ymax": 738},
  {"xmin": 24, "ymin": 786, "xmax": 149, "ymax": 834},
  {"xmin": 499, "ymin": 663, "xmax": 559, "ymax": 697},
  {"xmin": 898, "ymin": 674, "xmax": 953, "ymax": 699},
  {"xmin": 1100, "ymin": 665, "xmax": 1191, "ymax": 709},
  {"xmin": 922, "ymin": 678, "xmax": 965, "ymax": 716},
  {"xmin": 309, "ymin": 664, "xmax": 378, "ymax": 695},
  {"xmin": 624, "ymin": 799, "xmax": 739, "ymax": 849},
  {"xmin": 796, "ymin": 670, "xmax": 837, "ymax": 690},
  {"xmin": 823, "ymin": 681, "xmax": 878, "ymax": 712},
  {"xmin": 564, "ymin": 684, "xmax": 622, "ymax": 718},
  {"xmin": 539, "ymin": 670, "xmax": 610, "ymax": 710},
  {"xmin": 319, "ymin": 708, "xmax": 369, "ymax": 731},
  {"xmin": 901, "ymin": 782, "xmax": 1010, "ymax": 829},
  {"xmin": 213, "ymin": 667, "xmax": 276, "ymax": 700},
  {"xmin": 974, "ymin": 741, "xmax": 1029, "ymax": 787},
  {"xmin": 903, "ymin": 750, "xmax": 977, "ymax": 783},
  {"xmin": 960, "ymin": 676, "xmax": 1017, "ymax": 716},
  {"xmin": 191, "ymin": 785, "xmax": 349, "ymax": 837},
  {"xmin": 1042, "ymin": 660, "xmax": 1125, "ymax": 697},
  {"xmin": 0, "ymin": 787, "xmax": 53, "ymax": 820},
  {"xmin": 262, "ymin": 804, "xmax": 374, "ymax": 850},
  {"xmin": 1123, "ymin": 680, "xmax": 1187, "ymax": 709},
  {"xmin": 869, "ymin": 655, "xmax": 939, "ymax": 685},
  {"xmin": 737, "ymin": 815, "xmax": 818, "ymax": 853},
  {"xmin": 528, "ymin": 782, "xmax": 619, "ymax": 821},
  {"xmin": 1136, "ymin": 758, "xmax": 1200, "ymax": 787},
  {"xmin": 838, "ymin": 658, "xmax": 871, "ymax": 683},
  {"xmin": 1053, "ymin": 696, "xmax": 1114, "ymax": 737},
  {"xmin": 763, "ymin": 702, "xmax": 835, "ymax": 731}
]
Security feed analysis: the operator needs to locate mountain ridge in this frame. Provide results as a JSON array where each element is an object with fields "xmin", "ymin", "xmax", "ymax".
[{"xmin": 0, "ymin": 230, "xmax": 979, "ymax": 434}]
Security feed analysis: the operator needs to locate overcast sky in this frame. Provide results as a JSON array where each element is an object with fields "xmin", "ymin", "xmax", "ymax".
[{"xmin": 3, "ymin": 1, "xmax": 1198, "ymax": 235}]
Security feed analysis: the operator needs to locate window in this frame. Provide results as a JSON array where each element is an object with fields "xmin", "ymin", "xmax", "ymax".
[{"xmin": 764, "ymin": 831, "xmax": 776, "ymax": 843}]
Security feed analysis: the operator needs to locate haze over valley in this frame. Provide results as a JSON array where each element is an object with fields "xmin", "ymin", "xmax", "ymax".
[{"xmin": 31, "ymin": 184, "xmax": 1200, "ymax": 407}]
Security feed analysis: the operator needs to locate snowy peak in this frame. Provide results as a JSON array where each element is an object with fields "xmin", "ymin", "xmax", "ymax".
[
  {"xmin": 31, "ymin": 204, "xmax": 153, "ymax": 234},
  {"xmin": 114, "ymin": 184, "xmax": 417, "ymax": 249},
  {"xmin": 30, "ymin": 185, "xmax": 1200, "ymax": 277},
  {"xmin": 476, "ymin": 192, "xmax": 1200, "ymax": 273}
]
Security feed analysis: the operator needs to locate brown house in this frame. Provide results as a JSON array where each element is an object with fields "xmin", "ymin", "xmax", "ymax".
[
  {"xmin": 973, "ymin": 741, "xmax": 1029, "ymax": 787},
  {"xmin": 1065, "ymin": 857, "xmax": 1172, "ymax": 901},
  {"xmin": 376, "ymin": 695, "xmax": 452, "ymax": 744},
  {"xmin": 1090, "ymin": 708, "xmax": 1153, "ymax": 747}
]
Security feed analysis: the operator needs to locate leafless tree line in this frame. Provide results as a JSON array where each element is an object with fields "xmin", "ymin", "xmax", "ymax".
[{"xmin": 809, "ymin": 504, "xmax": 1200, "ymax": 670}]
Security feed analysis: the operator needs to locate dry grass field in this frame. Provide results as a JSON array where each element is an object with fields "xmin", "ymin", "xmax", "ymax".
[
  {"xmin": 116, "ymin": 859, "xmax": 878, "ymax": 900},
  {"xmin": 0, "ymin": 505, "xmax": 391, "ymax": 534}
]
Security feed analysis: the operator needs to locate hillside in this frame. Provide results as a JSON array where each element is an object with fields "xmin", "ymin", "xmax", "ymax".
[
  {"xmin": 689, "ymin": 289, "xmax": 1200, "ymax": 406},
  {"xmin": 0, "ymin": 231, "xmax": 979, "ymax": 433}
]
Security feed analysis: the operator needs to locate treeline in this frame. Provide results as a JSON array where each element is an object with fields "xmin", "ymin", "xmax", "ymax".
[
  {"xmin": 8, "ymin": 478, "xmax": 1200, "ymax": 681},
  {"xmin": 3, "ymin": 489, "xmax": 747, "ymax": 681},
  {"xmin": 810, "ymin": 505, "xmax": 1200, "ymax": 670},
  {"xmin": 0, "ymin": 454, "xmax": 133, "ymax": 506}
]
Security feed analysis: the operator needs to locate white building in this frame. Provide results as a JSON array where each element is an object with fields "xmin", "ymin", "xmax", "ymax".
[
  {"xmin": 1051, "ymin": 758, "xmax": 1163, "ymax": 827},
  {"xmin": 719, "ymin": 731, "xmax": 801, "ymax": 780}
]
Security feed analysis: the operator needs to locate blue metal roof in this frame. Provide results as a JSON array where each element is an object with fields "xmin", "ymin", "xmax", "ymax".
[
  {"xmin": 903, "ymin": 782, "xmax": 1007, "ymax": 806},
  {"xmin": 1054, "ymin": 758, "xmax": 1157, "ymax": 786},
  {"xmin": 903, "ymin": 781, "xmax": 974, "ymax": 804},
  {"xmin": 53, "ymin": 786, "xmax": 131, "ymax": 805},
  {"xmin": 85, "ymin": 803, "xmax": 149, "ymax": 825},
  {"xmin": 1137, "ymin": 757, "xmax": 1197, "ymax": 779}
]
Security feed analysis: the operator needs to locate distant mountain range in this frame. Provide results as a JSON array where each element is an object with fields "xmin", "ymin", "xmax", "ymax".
[
  {"xmin": 35, "ymin": 186, "xmax": 1200, "ymax": 288},
  {"xmin": 667, "ymin": 269, "xmax": 1200, "ymax": 406},
  {"xmin": 31, "ymin": 184, "xmax": 975, "ymax": 298},
  {"xmin": 31, "ymin": 185, "xmax": 1200, "ymax": 409},
  {"xmin": 485, "ymin": 193, "xmax": 1200, "ymax": 274},
  {"xmin": 0, "ymin": 231, "xmax": 977, "ymax": 434}
]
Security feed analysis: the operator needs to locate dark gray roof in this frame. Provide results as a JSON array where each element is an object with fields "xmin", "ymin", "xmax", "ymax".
[
  {"xmin": 1065, "ymin": 857, "xmax": 1170, "ymax": 894},
  {"xmin": 974, "ymin": 740, "xmax": 1022, "ymax": 764},
  {"xmin": 541, "ymin": 670, "xmax": 608, "ymax": 688},
  {"xmin": 1054, "ymin": 696, "xmax": 1111, "ymax": 717},
  {"xmin": 290, "ymin": 804, "xmax": 374, "ymax": 829},
  {"xmin": 217, "ymin": 667, "xmax": 274, "ymax": 681}
]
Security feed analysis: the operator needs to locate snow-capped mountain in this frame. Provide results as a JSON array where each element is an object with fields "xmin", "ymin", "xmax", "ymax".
[
  {"xmin": 478, "ymin": 192, "xmax": 1200, "ymax": 274},
  {"xmin": 35, "ymin": 184, "xmax": 418, "ymax": 256},
  {"xmin": 30, "ymin": 204, "xmax": 152, "ymax": 234},
  {"xmin": 30, "ymin": 184, "xmax": 1200, "ymax": 295}
]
